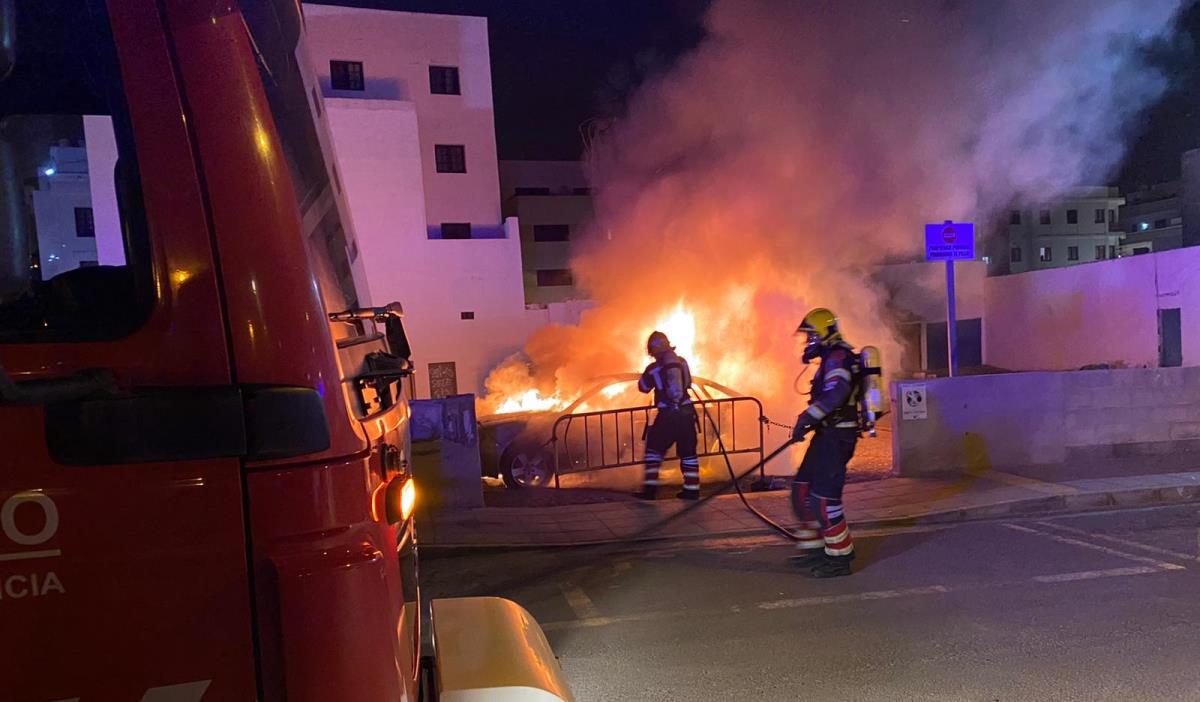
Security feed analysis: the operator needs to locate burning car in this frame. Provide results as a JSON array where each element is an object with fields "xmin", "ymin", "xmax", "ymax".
[{"xmin": 479, "ymin": 373, "xmax": 756, "ymax": 488}]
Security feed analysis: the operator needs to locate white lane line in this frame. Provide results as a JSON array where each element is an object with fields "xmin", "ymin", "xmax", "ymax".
[
  {"xmin": 1036, "ymin": 521, "xmax": 1200, "ymax": 564},
  {"xmin": 0, "ymin": 549, "xmax": 61, "ymax": 562},
  {"xmin": 1033, "ymin": 566, "xmax": 1160, "ymax": 583},
  {"xmin": 559, "ymin": 582, "xmax": 601, "ymax": 620},
  {"xmin": 757, "ymin": 585, "xmax": 950, "ymax": 611},
  {"xmin": 1003, "ymin": 523, "xmax": 1186, "ymax": 571}
]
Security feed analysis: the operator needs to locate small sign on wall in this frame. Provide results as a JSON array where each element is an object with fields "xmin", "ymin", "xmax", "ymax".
[
  {"xmin": 429, "ymin": 361, "xmax": 459, "ymax": 400},
  {"xmin": 901, "ymin": 384, "xmax": 928, "ymax": 420}
]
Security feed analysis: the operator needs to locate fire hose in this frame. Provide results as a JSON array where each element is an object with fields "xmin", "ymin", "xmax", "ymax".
[{"xmin": 690, "ymin": 387, "xmax": 802, "ymax": 542}]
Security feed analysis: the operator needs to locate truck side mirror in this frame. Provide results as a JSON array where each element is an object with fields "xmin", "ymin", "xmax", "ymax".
[{"xmin": 385, "ymin": 315, "xmax": 412, "ymax": 361}]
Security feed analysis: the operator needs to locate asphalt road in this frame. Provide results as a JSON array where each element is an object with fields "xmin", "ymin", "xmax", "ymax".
[{"xmin": 421, "ymin": 504, "xmax": 1200, "ymax": 701}]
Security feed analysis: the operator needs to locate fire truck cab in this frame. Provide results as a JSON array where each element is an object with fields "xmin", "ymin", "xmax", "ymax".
[{"xmin": 0, "ymin": 1, "xmax": 572, "ymax": 700}]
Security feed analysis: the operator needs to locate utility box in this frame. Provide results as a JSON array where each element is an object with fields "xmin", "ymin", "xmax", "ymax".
[{"xmin": 411, "ymin": 394, "xmax": 483, "ymax": 509}]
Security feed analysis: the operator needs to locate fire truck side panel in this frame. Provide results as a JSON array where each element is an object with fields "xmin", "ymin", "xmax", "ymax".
[{"xmin": 1, "ymin": 0, "xmax": 257, "ymax": 699}]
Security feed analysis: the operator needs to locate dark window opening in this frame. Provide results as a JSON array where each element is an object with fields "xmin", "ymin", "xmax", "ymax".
[
  {"xmin": 1068, "ymin": 246, "xmax": 1079, "ymax": 261},
  {"xmin": 1010, "ymin": 247, "xmax": 1022, "ymax": 263},
  {"xmin": 1009, "ymin": 210, "xmax": 1021, "ymax": 225},
  {"xmin": 1108, "ymin": 209, "xmax": 1116, "ymax": 224},
  {"xmin": 0, "ymin": 0, "xmax": 153, "ymax": 343},
  {"xmin": 330, "ymin": 60, "xmax": 364, "ymax": 91},
  {"xmin": 1134, "ymin": 247, "xmax": 1151, "ymax": 255},
  {"xmin": 440, "ymin": 223, "xmax": 472, "ymax": 240},
  {"xmin": 1155, "ymin": 218, "xmax": 1169, "ymax": 229},
  {"xmin": 1094, "ymin": 209, "xmax": 1106, "ymax": 224},
  {"xmin": 1066, "ymin": 209, "xmax": 1078, "ymax": 224},
  {"xmin": 1039, "ymin": 246, "xmax": 1052, "ymax": 262},
  {"xmin": 429, "ymin": 66, "xmax": 461, "ymax": 95},
  {"xmin": 1109, "ymin": 245, "xmax": 1117, "ymax": 259},
  {"xmin": 435, "ymin": 144, "xmax": 466, "ymax": 173},
  {"xmin": 536, "ymin": 269, "xmax": 574, "ymax": 287},
  {"xmin": 533, "ymin": 224, "xmax": 570, "ymax": 242},
  {"xmin": 1095, "ymin": 245, "xmax": 1107, "ymax": 260},
  {"xmin": 1040, "ymin": 210, "xmax": 1051, "ymax": 225},
  {"xmin": 460, "ymin": 311, "xmax": 474, "ymax": 320},
  {"xmin": 74, "ymin": 207, "xmax": 95, "ymax": 237}
]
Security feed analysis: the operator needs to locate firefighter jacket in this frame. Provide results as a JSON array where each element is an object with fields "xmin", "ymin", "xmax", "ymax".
[
  {"xmin": 799, "ymin": 342, "xmax": 860, "ymax": 431},
  {"xmin": 638, "ymin": 350, "xmax": 693, "ymax": 410}
]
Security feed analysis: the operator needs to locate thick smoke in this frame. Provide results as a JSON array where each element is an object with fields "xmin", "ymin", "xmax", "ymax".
[{"xmin": 485, "ymin": 0, "xmax": 1183, "ymax": 417}]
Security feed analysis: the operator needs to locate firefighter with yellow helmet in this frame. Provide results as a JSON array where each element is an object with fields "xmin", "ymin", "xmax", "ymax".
[{"xmin": 790, "ymin": 307, "xmax": 861, "ymax": 578}]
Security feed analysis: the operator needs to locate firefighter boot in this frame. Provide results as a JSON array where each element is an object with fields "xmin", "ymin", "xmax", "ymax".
[
  {"xmin": 636, "ymin": 486, "xmax": 657, "ymax": 501},
  {"xmin": 675, "ymin": 489, "xmax": 699, "ymax": 501},
  {"xmin": 808, "ymin": 554, "xmax": 854, "ymax": 578}
]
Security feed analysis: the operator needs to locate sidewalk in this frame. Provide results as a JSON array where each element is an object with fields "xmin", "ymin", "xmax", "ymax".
[{"xmin": 418, "ymin": 468, "xmax": 1200, "ymax": 550}]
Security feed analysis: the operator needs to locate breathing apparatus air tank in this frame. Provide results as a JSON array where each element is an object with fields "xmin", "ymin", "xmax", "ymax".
[{"xmin": 858, "ymin": 345, "xmax": 886, "ymax": 437}]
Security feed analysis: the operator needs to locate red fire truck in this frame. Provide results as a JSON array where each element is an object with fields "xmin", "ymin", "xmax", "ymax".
[{"xmin": 0, "ymin": 0, "xmax": 572, "ymax": 699}]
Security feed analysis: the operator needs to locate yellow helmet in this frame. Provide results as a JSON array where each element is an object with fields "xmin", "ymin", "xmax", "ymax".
[{"xmin": 796, "ymin": 307, "xmax": 841, "ymax": 345}]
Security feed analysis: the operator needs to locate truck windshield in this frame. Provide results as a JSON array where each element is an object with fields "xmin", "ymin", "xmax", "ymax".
[{"xmin": 0, "ymin": 0, "xmax": 149, "ymax": 342}]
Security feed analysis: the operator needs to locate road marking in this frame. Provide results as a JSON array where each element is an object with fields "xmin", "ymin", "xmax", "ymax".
[
  {"xmin": 1036, "ymin": 521, "xmax": 1200, "ymax": 564},
  {"xmin": 559, "ymin": 582, "xmax": 601, "ymax": 620},
  {"xmin": 757, "ymin": 585, "xmax": 950, "ymax": 611},
  {"xmin": 983, "ymin": 471, "xmax": 1080, "ymax": 495},
  {"xmin": 1033, "ymin": 566, "xmax": 1160, "ymax": 583},
  {"xmin": 0, "ymin": 549, "xmax": 61, "ymax": 562},
  {"xmin": 1003, "ymin": 523, "xmax": 1185, "ymax": 571}
]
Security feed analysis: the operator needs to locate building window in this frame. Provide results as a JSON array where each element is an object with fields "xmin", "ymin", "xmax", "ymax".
[
  {"xmin": 1039, "ymin": 210, "xmax": 1051, "ymax": 225},
  {"xmin": 1096, "ymin": 245, "xmax": 1107, "ymax": 260},
  {"xmin": 1110, "ymin": 245, "xmax": 1117, "ymax": 259},
  {"xmin": 435, "ymin": 144, "xmax": 467, "ymax": 173},
  {"xmin": 330, "ymin": 60, "xmax": 365, "ymax": 91},
  {"xmin": 533, "ymin": 224, "xmax": 570, "ymax": 242},
  {"xmin": 1094, "ymin": 209, "xmax": 1106, "ymax": 224},
  {"xmin": 1039, "ymin": 246, "xmax": 1052, "ymax": 262},
  {"xmin": 439, "ymin": 222, "xmax": 472, "ymax": 239},
  {"xmin": 1010, "ymin": 247, "xmax": 1022, "ymax": 263},
  {"xmin": 1066, "ymin": 209, "xmax": 1078, "ymax": 224},
  {"xmin": 429, "ymin": 65, "xmax": 461, "ymax": 95},
  {"xmin": 460, "ymin": 311, "xmax": 475, "ymax": 320},
  {"xmin": 1009, "ymin": 210, "xmax": 1021, "ymax": 225},
  {"xmin": 1108, "ymin": 209, "xmax": 1116, "ymax": 224},
  {"xmin": 537, "ymin": 269, "xmax": 574, "ymax": 287},
  {"xmin": 74, "ymin": 207, "xmax": 95, "ymax": 237},
  {"xmin": 1068, "ymin": 246, "xmax": 1079, "ymax": 261},
  {"xmin": 514, "ymin": 186, "xmax": 551, "ymax": 196},
  {"xmin": 1155, "ymin": 218, "xmax": 1169, "ymax": 229}
]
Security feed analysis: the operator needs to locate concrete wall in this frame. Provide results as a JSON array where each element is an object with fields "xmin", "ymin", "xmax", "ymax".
[
  {"xmin": 983, "ymin": 246, "xmax": 1200, "ymax": 371},
  {"xmin": 892, "ymin": 366, "xmax": 1200, "ymax": 475}
]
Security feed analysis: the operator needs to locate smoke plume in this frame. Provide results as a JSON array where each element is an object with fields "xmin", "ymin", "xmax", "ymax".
[{"xmin": 484, "ymin": 0, "xmax": 1183, "ymax": 418}]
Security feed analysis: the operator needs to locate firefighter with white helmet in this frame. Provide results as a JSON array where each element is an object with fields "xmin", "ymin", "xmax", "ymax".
[
  {"xmin": 637, "ymin": 331, "xmax": 701, "ymax": 500},
  {"xmin": 790, "ymin": 307, "xmax": 860, "ymax": 577}
]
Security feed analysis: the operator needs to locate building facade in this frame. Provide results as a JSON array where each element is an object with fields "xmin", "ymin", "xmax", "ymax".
[
  {"xmin": 302, "ymin": 5, "xmax": 585, "ymax": 401},
  {"xmin": 498, "ymin": 160, "xmax": 593, "ymax": 304},
  {"xmin": 1117, "ymin": 181, "xmax": 1182, "ymax": 256},
  {"xmin": 1007, "ymin": 187, "xmax": 1124, "ymax": 273}
]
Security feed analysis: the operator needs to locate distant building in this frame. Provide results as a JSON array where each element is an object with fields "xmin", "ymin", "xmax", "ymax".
[
  {"xmin": 499, "ymin": 160, "xmax": 594, "ymax": 304},
  {"xmin": 1117, "ymin": 181, "xmax": 1182, "ymax": 256},
  {"xmin": 1006, "ymin": 187, "xmax": 1124, "ymax": 273},
  {"xmin": 303, "ymin": 5, "xmax": 587, "ymax": 400}
]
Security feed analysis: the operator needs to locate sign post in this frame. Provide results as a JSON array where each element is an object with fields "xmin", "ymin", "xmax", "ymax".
[{"xmin": 924, "ymin": 220, "xmax": 975, "ymax": 377}]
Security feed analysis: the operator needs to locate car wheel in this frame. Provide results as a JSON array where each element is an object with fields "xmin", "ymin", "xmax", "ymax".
[{"xmin": 500, "ymin": 440, "xmax": 555, "ymax": 489}]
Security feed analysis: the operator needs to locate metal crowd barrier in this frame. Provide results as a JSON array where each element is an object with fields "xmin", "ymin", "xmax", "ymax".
[{"xmin": 548, "ymin": 396, "xmax": 766, "ymax": 488}]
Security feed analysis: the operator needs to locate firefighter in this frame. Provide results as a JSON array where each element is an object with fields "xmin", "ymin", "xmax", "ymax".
[
  {"xmin": 637, "ymin": 331, "xmax": 701, "ymax": 501},
  {"xmin": 790, "ymin": 308, "xmax": 859, "ymax": 577}
]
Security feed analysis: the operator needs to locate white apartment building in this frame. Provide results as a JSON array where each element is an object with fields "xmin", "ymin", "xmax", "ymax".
[
  {"xmin": 1007, "ymin": 187, "xmax": 1124, "ymax": 273},
  {"xmin": 303, "ymin": 4, "xmax": 585, "ymax": 401}
]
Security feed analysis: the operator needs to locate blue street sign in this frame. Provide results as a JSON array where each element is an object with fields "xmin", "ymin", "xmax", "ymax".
[{"xmin": 925, "ymin": 221, "xmax": 975, "ymax": 261}]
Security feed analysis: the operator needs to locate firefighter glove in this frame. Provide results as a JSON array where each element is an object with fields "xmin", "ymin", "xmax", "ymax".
[{"xmin": 791, "ymin": 414, "xmax": 814, "ymax": 442}]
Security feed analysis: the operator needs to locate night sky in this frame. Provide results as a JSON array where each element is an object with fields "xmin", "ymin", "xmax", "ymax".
[{"xmin": 326, "ymin": 0, "xmax": 1199, "ymax": 191}]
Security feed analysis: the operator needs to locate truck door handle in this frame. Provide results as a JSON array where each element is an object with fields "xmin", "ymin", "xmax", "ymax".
[{"xmin": 0, "ymin": 366, "xmax": 118, "ymax": 407}]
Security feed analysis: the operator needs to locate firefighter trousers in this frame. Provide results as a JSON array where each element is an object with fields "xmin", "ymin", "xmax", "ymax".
[
  {"xmin": 790, "ymin": 427, "xmax": 857, "ymax": 556},
  {"xmin": 643, "ymin": 406, "xmax": 700, "ymax": 492}
]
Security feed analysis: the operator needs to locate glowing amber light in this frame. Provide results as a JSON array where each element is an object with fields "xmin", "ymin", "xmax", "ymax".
[{"xmin": 400, "ymin": 479, "xmax": 416, "ymax": 522}]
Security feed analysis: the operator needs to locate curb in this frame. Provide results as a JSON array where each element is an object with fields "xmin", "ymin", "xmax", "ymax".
[{"xmin": 419, "ymin": 483, "xmax": 1200, "ymax": 554}]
